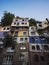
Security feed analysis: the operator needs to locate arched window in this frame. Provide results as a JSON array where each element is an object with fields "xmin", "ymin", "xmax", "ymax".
[
  {"xmin": 34, "ymin": 54, "xmax": 39, "ymax": 62},
  {"xmin": 36, "ymin": 45, "xmax": 40, "ymax": 50},
  {"xmin": 40, "ymin": 56, "xmax": 45, "ymax": 61},
  {"xmin": 32, "ymin": 38, "xmax": 35, "ymax": 43},
  {"xmin": 32, "ymin": 46, "xmax": 35, "ymax": 50}
]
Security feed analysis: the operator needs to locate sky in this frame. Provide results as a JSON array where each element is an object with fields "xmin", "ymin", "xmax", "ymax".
[{"xmin": 0, "ymin": 0, "xmax": 49, "ymax": 21}]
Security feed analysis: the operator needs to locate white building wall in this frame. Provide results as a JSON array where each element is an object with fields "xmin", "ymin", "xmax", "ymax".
[{"xmin": 17, "ymin": 37, "xmax": 29, "ymax": 43}]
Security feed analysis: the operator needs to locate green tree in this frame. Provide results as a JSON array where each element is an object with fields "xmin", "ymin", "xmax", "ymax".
[
  {"xmin": 3, "ymin": 34, "xmax": 14, "ymax": 48},
  {"xmin": 29, "ymin": 18, "xmax": 37, "ymax": 26},
  {"xmin": 1, "ymin": 11, "xmax": 15, "ymax": 26}
]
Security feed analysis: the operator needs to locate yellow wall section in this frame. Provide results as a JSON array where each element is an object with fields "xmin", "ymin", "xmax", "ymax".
[
  {"xmin": 18, "ymin": 31, "xmax": 22, "ymax": 36},
  {"xmin": 18, "ymin": 31, "xmax": 28, "ymax": 36}
]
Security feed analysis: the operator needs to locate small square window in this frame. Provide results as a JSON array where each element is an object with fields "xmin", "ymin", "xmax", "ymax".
[
  {"xmin": 44, "ymin": 45, "xmax": 49, "ymax": 50},
  {"xmin": 34, "ymin": 54, "xmax": 39, "ymax": 62},
  {"xmin": 25, "ymin": 23, "xmax": 27, "ymax": 24},
  {"xmin": 20, "ymin": 44, "xmax": 26, "ymax": 50},
  {"xmin": 40, "ymin": 56, "xmax": 45, "ymax": 61},
  {"xmin": 21, "ymin": 22, "xmax": 24, "ymax": 24},
  {"xmin": 19, "ymin": 54, "xmax": 25, "ymax": 61},
  {"xmin": 32, "ymin": 38, "xmax": 35, "ymax": 43},
  {"xmin": 39, "ymin": 25, "xmax": 42, "ymax": 27},
  {"xmin": 14, "ymin": 22, "xmax": 16, "ymax": 25},
  {"xmin": 3, "ymin": 28, "xmax": 6, "ymax": 30},
  {"xmin": 25, "ymin": 38, "xmax": 28, "ymax": 40},
  {"xmin": 22, "ymin": 19, "xmax": 24, "ymax": 21},
  {"xmin": 31, "ymin": 27, "xmax": 34, "ymax": 29},
  {"xmin": 23, "ymin": 32, "xmax": 27, "ymax": 35},
  {"xmin": 31, "ymin": 32, "xmax": 35, "ymax": 35},
  {"xmin": 36, "ymin": 45, "xmax": 40, "ymax": 50},
  {"xmin": 20, "ymin": 38, "xmax": 23, "ymax": 41},
  {"xmin": 7, "ymin": 28, "xmax": 9, "ymax": 30},
  {"xmin": 17, "ymin": 23, "xmax": 19, "ymax": 25},
  {"xmin": 32, "ymin": 46, "xmax": 35, "ymax": 50}
]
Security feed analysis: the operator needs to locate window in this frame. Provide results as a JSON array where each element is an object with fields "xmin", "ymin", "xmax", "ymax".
[
  {"xmin": 25, "ymin": 38, "xmax": 28, "ymax": 41},
  {"xmin": 47, "ymin": 54, "xmax": 49, "ymax": 58},
  {"xmin": 47, "ymin": 38, "xmax": 49, "ymax": 43},
  {"xmin": 19, "ymin": 54, "xmax": 25, "ymax": 61},
  {"xmin": 36, "ymin": 45, "xmax": 40, "ymax": 50},
  {"xmin": 39, "ymin": 25, "xmax": 42, "ymax": 27},
  {"xmin": 14, "ymin": 22, "xmax": 16, "ymax": 25},
  {"xmin": 0, "ymin": 38, "xmax": 2, "ymax": 41},
  {"xmin": 31, "ymin": 27, "xmax": 34, "ymax": 29},
  {"xmin": 40, "ymin": 37, "xmax": 45, "ymax": 43},
  {"xmin": 44, "ymin": 32, "xmax": 48, "ymax": 36},
  {"xmin": 17, "ymin": 22, "xmax": 19, "ymax": 25},
  {"xmin": 21, "ymin": 22, "xmax": 24, "ymax": 24},
  {"xmin": 3, "ymin": 55, "xmax": 13, "ymax": 64},
  {"xmin": 32, "ymin": 46, "xmax": 35, "ymax": 50},
  {"xmin": 15, "ymin": 32, "xmax": 18, "ymax": 36},
  {"xmin": 44, "ymin": 45, "xmax": 49, "ymax": 50},
  {"xmin": 40, "ymin": 56, "xmax": 45, "ymax": 61},
  {"xmin": 7, "ymin": 28, "xmax": 9, "ymax": 30},
  {"xmin": 23, "ymin": 32, "xmax": 27, "ymax": 35},
  {"xmin": 34, "ymin": 54, "xmax": 39, "ymax": 62},
  {"xmin": 22, "ymin": 19, "xmax": 24, "ymax": 21},
  {"xmin": 3, "ymin": 32, "xmax": 8, "ymax": 36},
  {"xmin": 32, "ymin": 38, "xmax": 35, "ymax": 43},
  {"xmin": 31, "ymin": 32, "xmax": 35, "ymax": 35},
  {"xmin": 12, "ymin": 46, "xmax": 14, "ymax": 49},
  {"xmin": 20, "ymin": 38, "xmax": 23, "ymax": 41},
  {"xmin": 20, "ymin": 44, "xmax": 26, "ymax": 50},
  {"xmin": 3, "ymin": 28, "xmax": 6, "ymax": 30}
]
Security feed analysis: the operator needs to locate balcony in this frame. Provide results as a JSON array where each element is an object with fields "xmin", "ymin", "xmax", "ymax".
[
  {"xmin": 11, "ymin": 22, "xmax": 29, "ymax": 27},
  {"xmin": 39, "ymin": 32, "xmax": 49, "ymax": 37},
  {"xmin": 6, "ymin": 47, "xmax": 15, "ymax": 53}
]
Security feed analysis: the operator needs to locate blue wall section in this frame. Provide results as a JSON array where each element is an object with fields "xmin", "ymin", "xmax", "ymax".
[
  {"xmin": 39, "ymin": 36, "xmax": 47, "ymax": 44},
  {"xmin": 29, "ymin": 36, "xmax": 48, "ymax": 44},
  {"xmin": 29, "ymin": 36, "xmax": 40, "ymax": 43}
]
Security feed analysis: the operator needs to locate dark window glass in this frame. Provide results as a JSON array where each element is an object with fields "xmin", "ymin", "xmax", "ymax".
[
  {"xmin": 40, "ymin": 56, "xmax": 45, "ymax": 61},
  {"xmin": 32, "ymin": 38, "xmax": 35, "ymax": 43},
  {"xmin": 20, "ymin": 38, "xmax": 23, "ymax": 41},
  {"xmin": 34, "ymin": 54, "xmax": 39, "ymax": 62},
  {"xmin": 39, "ymin": 25, "xmax": 42, "ymax": 27},
  {"xmin": 23, "ymin": 32, "xmax": 26, "ymax": 35},
  {"xmin": 14, "ymin": 22, "xmax": 16, "ymax": 25},
  {"xmin": 44, "ymin": 45, "xmax": 49, "ymax": 50},
  {"xmin": 36, "ymin": 45, "xmax": 40, "ymax": 50},
  {"xmin": 32, "ymin": 46, "xmax": 35, "ymax": 50},
  {"xmin": 22, "ymin": 19, "xmax": 24, "ymax": 21},
  {"xmin": 3, "ymin": 28, "xmax": 6, "ymax": 30},
  {"xmin": 22, "ymin": 22, "xmax": 24, "ymax": 24},
  {"xmin": 47, "ymin": 54, "xmax": 49, "ymax": 58},
  {"xmin": 7, "ymin": 28, "xmax": 9, "ymax": 30},
  {"xmin": 31, "ymin": 32, "xmax": 35, "ymax": 35},
  {"xmin": 17, "ymin": 23, "xmax": 19, "ymax": 25}
]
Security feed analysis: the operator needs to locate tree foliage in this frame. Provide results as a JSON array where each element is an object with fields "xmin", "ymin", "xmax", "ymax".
[
  {"xmin": 3, "ymin": 34, "xmax": 14, "ymax": 47},
  {"xmin": 29, "ymin": 18, "xmax": 41, "ymax": 26},
  {"xmin": 29, "ymin": 18, "xmax": 37, "ymax": 26},
  {"xmin": 1, "ymin": 11, "xmax": 15, "ymax": 26}
]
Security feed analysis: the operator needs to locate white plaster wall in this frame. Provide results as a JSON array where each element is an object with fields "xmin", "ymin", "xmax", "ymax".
[{"xmin": 17, "ymin": 37, "xmax": 29, "ymax": 43}]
